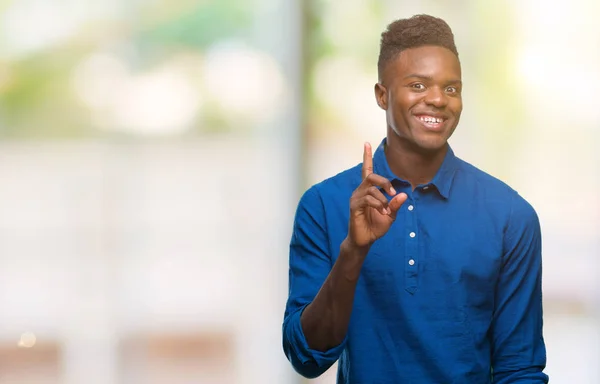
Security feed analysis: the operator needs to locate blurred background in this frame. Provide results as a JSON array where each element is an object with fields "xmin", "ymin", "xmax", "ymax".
[{"xmin": 0, "ymin": 0, "xmax": 598, "ymax": 383}]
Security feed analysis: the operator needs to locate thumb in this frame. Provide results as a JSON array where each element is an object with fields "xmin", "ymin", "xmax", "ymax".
[{"xmin": 389, "ymin": 192, "xmax": 408, "ymax": 219}]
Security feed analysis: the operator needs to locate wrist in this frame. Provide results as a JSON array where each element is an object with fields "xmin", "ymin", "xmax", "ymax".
[
  {"xmin": 341, "ymin": 237, "xmax": 370, "ymax": 258},
  {"xmin": 337, "ymin": 238, "xmax": 370, "ymax": 282}
]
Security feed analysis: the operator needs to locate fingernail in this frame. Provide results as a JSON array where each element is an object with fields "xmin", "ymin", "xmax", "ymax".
[{"xmin": 390, "ymin": 187, "xmax": 396, "ymax": 195}]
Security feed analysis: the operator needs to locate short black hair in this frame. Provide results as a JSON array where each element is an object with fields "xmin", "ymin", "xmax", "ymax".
[{"xmin": 378, "ymin": 14, "xmax": 459, "ymax": 81}]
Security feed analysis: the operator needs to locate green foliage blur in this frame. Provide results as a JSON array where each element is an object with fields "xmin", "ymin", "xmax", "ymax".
[{"xmin": 0, "ymin": 0, "xmax": 252, "ymax": 139}]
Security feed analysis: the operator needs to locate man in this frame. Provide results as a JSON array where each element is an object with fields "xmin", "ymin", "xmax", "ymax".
[{"xmin": 282, "ymin": 14, "xmax": 548, "ymax": 383}]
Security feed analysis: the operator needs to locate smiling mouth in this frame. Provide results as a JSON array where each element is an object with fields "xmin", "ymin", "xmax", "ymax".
[{"xmin": 415, "ymin": 115, "xmax": 447, "ymax": 130}]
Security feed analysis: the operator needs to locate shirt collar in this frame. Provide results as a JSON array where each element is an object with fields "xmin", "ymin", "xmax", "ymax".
[{"xmin": 372, "ymin": 138, "xmax": 459, "ymax": 199}]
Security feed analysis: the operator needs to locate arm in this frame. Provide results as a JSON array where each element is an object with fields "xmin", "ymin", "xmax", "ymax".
[
  {"xmin": 282, "ymin": 143, "xmax": 406, "ymax": 378},
  {"xmin": 491, "ymin": 195, "xmax": 549, "ymax": 383},
  {"xmin": 302, "ymin": 237, "xmax": 370, "ymax": 351},
  {"xmin": 282, "ymin": 187, "xmax": 367, "ymax": 378}
]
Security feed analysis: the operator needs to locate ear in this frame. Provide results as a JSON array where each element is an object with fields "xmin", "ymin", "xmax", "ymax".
[{"xmin": 374, "ymin": 83, "xmax": 388, "ymax": 110}]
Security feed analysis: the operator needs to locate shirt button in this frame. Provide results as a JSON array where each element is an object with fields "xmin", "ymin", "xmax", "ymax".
[
  {"xmin": 408, "ymin": 205, "xmax": 414, "ymax": 211},
  {"xmin": 409, "ymin": 232, "xmax": 416, "ymax": 238},
  {"xmin": 408, "ymin": 259, "xmax": 415, "ymax": 266}
]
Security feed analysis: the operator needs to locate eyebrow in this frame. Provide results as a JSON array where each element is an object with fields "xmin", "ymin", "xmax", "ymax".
[{"xmin": 404, "ymin": 74, "xmax": 462, "ymax": 84}]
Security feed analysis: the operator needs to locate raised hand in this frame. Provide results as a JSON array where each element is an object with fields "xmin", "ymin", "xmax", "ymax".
[{"xmin": 347, "ymin": 142, "xmax": 408, "ymax": 248}]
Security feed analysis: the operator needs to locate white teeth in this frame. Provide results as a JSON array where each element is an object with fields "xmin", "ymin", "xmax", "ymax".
[{"xmin": 419, "ymin": 116, "xmax": 443, "ymax": 123}]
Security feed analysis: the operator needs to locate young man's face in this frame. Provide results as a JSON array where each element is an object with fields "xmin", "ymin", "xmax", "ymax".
[{"xmin": 375, "ymin": 45, "xmax": 462, "ymax": 153}]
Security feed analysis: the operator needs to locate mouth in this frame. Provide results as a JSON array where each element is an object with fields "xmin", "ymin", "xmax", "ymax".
[{"xmin": 414, "ymin": 114, "xmax": 448, "ymax": 131}]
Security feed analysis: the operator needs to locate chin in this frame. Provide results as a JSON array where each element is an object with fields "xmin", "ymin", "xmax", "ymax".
[
  {"xmin": 418, "ymin": 129, "xmax": 456, "ymax": 152},
  {"xmin": 414, "ymin": 136, "xmax": 448, "ymax": 152},
  {"xmin": 389, "ymin": 127, "xmax": 451, "ymax": 154}
]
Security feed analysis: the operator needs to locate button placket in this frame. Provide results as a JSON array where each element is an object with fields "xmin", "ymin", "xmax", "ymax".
[{"xmin": 404, "ymin": 198, "xmax": 418, "ymax": 293}]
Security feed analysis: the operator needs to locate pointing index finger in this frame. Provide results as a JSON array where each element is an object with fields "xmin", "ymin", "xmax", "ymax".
[{"xmin": 362, "ymin": 142, "xmax": 373, "ymax": 180}]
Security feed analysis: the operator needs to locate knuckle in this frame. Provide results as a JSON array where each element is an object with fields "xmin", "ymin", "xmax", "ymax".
[{"xmin": 368, "ymin": 196, "xmax": 381, "ymax": 206}]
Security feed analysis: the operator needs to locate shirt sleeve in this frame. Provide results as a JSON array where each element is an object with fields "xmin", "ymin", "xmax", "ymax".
[
  {"xmin": 491, "ymin": 194, "xmax": 549, "ymax": 383},
  {"xmin": 282, "ymin": 186, "xmax": 347, "ymax": 378}
]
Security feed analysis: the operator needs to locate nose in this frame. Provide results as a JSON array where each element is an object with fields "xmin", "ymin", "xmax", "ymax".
[{"xmin": 424, "ymin": 86, "xmax": 448, "ymax": 108}]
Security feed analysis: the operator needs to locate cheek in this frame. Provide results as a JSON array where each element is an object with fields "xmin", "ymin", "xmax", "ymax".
[
  {"xmin": 393, "ymin": 94, "xmax": 420, "ymax": 114},
  {"xmin": 452, "ymin": 99, "xmax": 463, "ymax": 116}
]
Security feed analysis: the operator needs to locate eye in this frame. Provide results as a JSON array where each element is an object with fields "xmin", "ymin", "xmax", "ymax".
[
  {"xmin": 410, "ymin": 83, "xmax": 426, "ymax": 90},
  {"xmin": 445, "ymin": 86, "xmax": 459, "ymax": 94}
]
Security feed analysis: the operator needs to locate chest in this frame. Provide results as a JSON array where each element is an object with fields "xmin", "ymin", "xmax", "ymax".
[{"xmin": 329, "ymin": 197, "xmax": 505, "ymax": 304}]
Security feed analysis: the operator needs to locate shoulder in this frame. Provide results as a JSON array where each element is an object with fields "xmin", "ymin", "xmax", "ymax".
[
  {"xmin": 300, "ymin": 162, "xmax": 363, "ymax": 205},
  {"xmin": 454, "ymin": 157, "xmax": 539, "ymax": 232},
  {"xmin": 454, "ymin": 157, "xmax": 517, "ymax": 198},
  {"xmin": 293, "ymin": 163, "xmax": 361, "ymax": 234}
]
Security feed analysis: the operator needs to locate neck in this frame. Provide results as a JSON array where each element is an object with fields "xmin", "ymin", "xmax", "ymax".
[{"xmin": 384, "ymin": 133, "xmax": 448, "ymax": 189}]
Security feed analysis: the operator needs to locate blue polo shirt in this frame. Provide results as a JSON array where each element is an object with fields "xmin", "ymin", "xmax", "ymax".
[{"xmin": 282, "ymin": 139, "xmax": 548, "ymax": 383}]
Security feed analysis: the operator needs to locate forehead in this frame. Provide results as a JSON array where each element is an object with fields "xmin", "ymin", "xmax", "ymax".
[{"xmin": 384, "ymin": 45, "xmax": 461, "ymax": 82}]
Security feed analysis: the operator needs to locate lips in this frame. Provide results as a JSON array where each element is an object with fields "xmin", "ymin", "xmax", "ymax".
[{"xmin": 414, "ymin": 114, "xmax": 447, "ymax": 131}]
